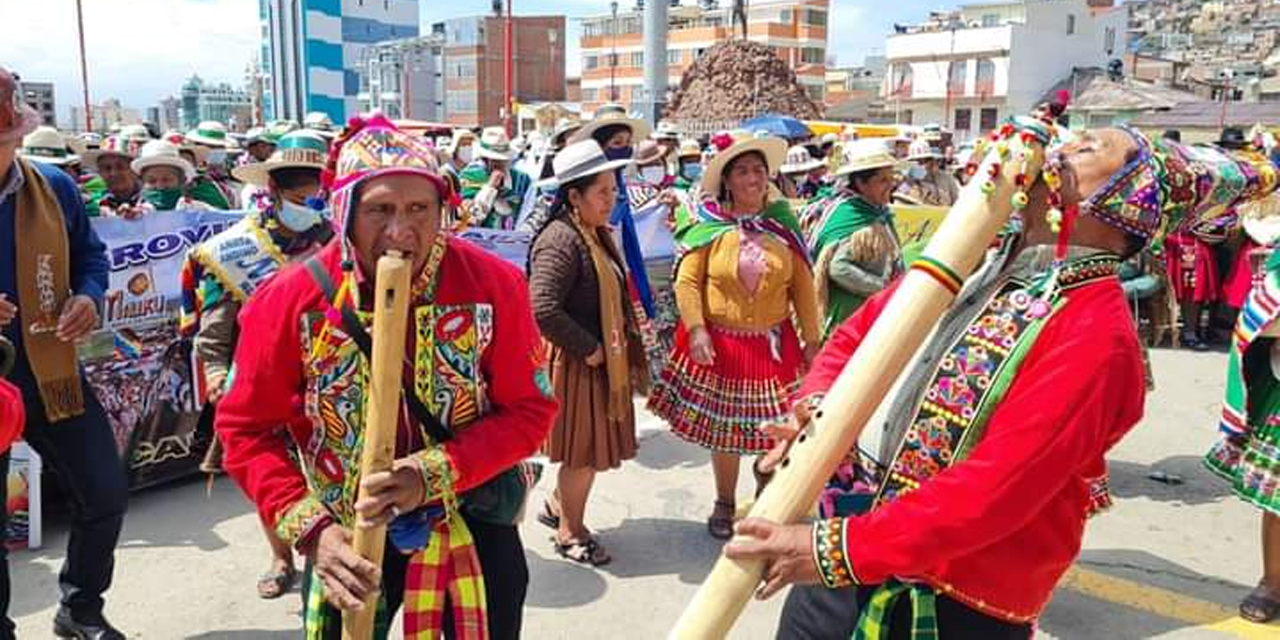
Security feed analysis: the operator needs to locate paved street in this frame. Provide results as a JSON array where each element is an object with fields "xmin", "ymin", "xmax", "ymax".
[{"xmin": 10, "ymin": 348, "xmax": 1280, "ymax": 639}]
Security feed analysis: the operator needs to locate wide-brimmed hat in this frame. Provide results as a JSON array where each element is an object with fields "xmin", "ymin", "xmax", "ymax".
[
  {"xmin": 232, "ymin": 131, "xmax": 329, "ymax": 186},
  {"xmin": 475, "ymin": 127, "xmax": 514, "ymax": 161},
  {"xmin": 651, "ymin": 121, "xmax": 681, "ymax": 142},
  {"xmin": 83, "ymin": 124, "xmax": 151, "ymax": 166},
  {"xmin": 570, "ymin": 104, "xmax": 652, "ymax": 146},
  {"xmin": 131, "ymin": 139, "xmax": 195, "ymax": 182},
  {"xmin": 244, "ymin": 127, "xmax": 280, "ymax": 147},
  {"xmin": 0, "ymin": 68, "xmax": 39, "ymax": 145},
  {"xmin": 678, "ymin": 138, "xmax": 703, "ymax": 159},
  {"xmin": 835, "ymin": 139, "xmax": 902, "ymax": 177},
  {"xmin": 633, "ymin": 140, "xmax": 669, "ymax": 166},
  {"xmin": 780, "ymin": 145, "xmax": 824, "ymax": 175},
  {"xmin": 536, "ymin": 139, "xmax": 632, "ymax": 190},
  {"xmin": 551, "ymin": 118, "xmax": 583, "ymax": 149},
  {"xmin": 907, "ymin": 138, "xmax": 943, "ymax": 162},
  {"xmin": 701, "ymin": 135, "xmax": 787, "ymax": 197},
  {"xmin": 446, "ymin": 129, "xmax": 476, "ymax": 155},
  {"xmin": 303, "ymin": 111, "xmax": 336, "ymax": 138},
  {"xmin": 1217, "ymin": 126, "xmax": 1249, "ymax": 150},
  {"xmin": 20, "ymin": 126, "xmax": 79, "ymax": 166},
  {"xmin": 185, "ymin": 121, "xmax": 230, "ymax": 148}
]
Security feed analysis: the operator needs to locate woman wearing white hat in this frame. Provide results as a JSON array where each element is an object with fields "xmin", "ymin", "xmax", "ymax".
[
  {"xmin": 20, "ymin": 126, "xmax": 80, "ymax": 181},
  {"xmin": 83, "ymin": 125, "xmax": 150, "ymax": 218},
  {"xmin": 778, "ymin": 145, "xmax": 829, "ymax": 200},
  {"xmin": 900, "ymin": 138, "xmax": 960, "ymax": 207},
  {"xmin": 459, "ymin": 127, "xmax": 532, "ymax": 229},
  {"xmin": 801, "ymin": 139, "xmax": 904, "ymax": 338},
  {"xmin": 130, "ymin": 139, "xmax": 210, "ymax": 213},
  {"xmin": 528, "ymin": 140, "xmax": 649, "ymax": 566},
  {"xmin": 182, "ymin": 121, "xmax": 239, "ymax": 209},
  {"xmin": 647, "ymin": 134, "xmax": 821, "ymax": 540}
]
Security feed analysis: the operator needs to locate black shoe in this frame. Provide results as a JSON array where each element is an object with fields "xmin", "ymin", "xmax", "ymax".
[
  {"xmin": 53, "ymin": 609, "xmax": 125, "ymax": 640},
  {"xmin": 1182, "ymin": 333, "xmax": 1209, "ymax": 351}
]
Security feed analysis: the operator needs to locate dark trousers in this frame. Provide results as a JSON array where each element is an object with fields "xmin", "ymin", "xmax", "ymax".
[
  {"xmin": 777, "ymin": 583, "xmax": 1032, "ymax": 640},
  {"xmin": 309, "ymin": 517, "xmax": 528, "ymax": 639},
  {"xmin": 0, "ymin": 380, "xmax": 128, "ymax": 637}
]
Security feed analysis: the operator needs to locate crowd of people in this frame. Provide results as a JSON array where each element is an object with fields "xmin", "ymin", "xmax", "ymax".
[{"xmin": 5, "ymin": 56, "xmax": 1280, "ymax": 638}]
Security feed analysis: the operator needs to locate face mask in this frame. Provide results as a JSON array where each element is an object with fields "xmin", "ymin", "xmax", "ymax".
[
  {"xmin": 641, "ymin": 165, "xmax": 667, "ymax": 184},
  {"xmin": 603, "ymin": 146, "xmax": 632, "ymax": 162},
  {"xmin": 456, "ymin": 146, "xmax": 474, "ymax": 165},
  {"xmin": 206, "ymin": 149, "xmax": 227, "ymax": 167},
  {"xmin": 142, "ymin": 187, "xmax": 183, "ymax": 210},
  {"xmin": 277, "ymin": 198, "xmax": 325, "ymax": 233},
  {"xmin": 907, "ymin": 165, "xmax": 927, "ymax": 180},
  {"xmin": 682, "ymin": 162, "xmax": 703, "ymax": 180}
]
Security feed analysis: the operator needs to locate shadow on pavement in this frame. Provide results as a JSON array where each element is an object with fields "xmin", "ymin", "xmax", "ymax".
[
  {"xmin": 1107, "ymin": 456, "xmax": 1232, "ymax": 505},
  {"xmin": 115, "ymin": 475, "xmax": 255, "ymax": 551},
  {"xmin": 633, "ymin": 431, "xmax": 711, "ymax": 471},
  {"xmin": 595, "ymin": 517, "xmax": 719, "ymax": 584},
  {"xmin": 185, "ymin": 631, "xmax": 300, "ymax": 640},
  {"xmin": 525, "ymin": 547, "xmax": 609, "ymax": 608}
]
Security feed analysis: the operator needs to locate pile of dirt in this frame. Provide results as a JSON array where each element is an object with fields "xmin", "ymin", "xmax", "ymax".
[{"xmin": 666, "ymin": 39, "xmax": 822, "ymax": 127}]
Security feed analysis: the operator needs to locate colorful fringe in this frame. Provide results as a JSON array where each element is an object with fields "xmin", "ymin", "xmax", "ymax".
[
  {"xmin": 647, "ymin": 322, "xmax": 802, "ymax": 454},
  {"xmin": 1206, "ymin": 420, "xmax": 1280, "ymax": 516}
]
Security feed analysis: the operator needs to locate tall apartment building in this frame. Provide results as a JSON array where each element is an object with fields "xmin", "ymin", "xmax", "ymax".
[
  {"xmin": 259, "ymin": 0, "xmax": 420, "ymax": 124},
  {"xmin": 357, "ymin": 34, "xmax": 444, "ymax": 121},
  {"xmin": 18, "ymin": 81, "xmax": 56, "ymax": 127},
  {"xmin": 180, "ymin": 75, "xmax": 254, "ymax": 131},
  {"xmin": 68, "ymin": 99, "xmax": 143, "ymax": 134},
  {"xmin": 881, "ymin": 0, "xmax": 1125, "ymax": 140},
  {"xmin": 579, "ymin": 0, "xmax": 829, "ymax": 115}
]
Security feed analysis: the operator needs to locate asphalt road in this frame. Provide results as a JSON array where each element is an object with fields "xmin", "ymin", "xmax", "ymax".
[{"xmin": 10, "ymin": 348, "xmax": 1280, "ymax": 639}]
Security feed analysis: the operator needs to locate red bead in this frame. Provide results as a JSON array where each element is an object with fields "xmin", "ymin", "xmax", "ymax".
[
  {"xmin": 965, "ymin": 164, "xmax": 978, "ymax": 177},
  {"xmin": 987, "ymin": 163, "xmax": 1001, "ymax": 178},
  {"xmin": 1014, "ymin": 173, "xmax": 1028, "ymax": 187}
]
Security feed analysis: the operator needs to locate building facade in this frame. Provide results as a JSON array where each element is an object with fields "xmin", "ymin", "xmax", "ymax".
[
  {"xmin": 69, "ymin": 99, "xmax": 143, "ymax": 134},
  {"xmin": 260, "ymin": 0, "xmax": 420, "ymax": 124},
  {"xmin": 578, "ymin": 0, "xmax": 829, "ymax": 115},
  {"xmin": 180, "ymin": 75, "xmax": 254, "ymax": 131},
  {"xmin": 881, "ymin": 0, "xmax": 1126, "ymax": 140},
  {"xmin": 18, "ymin": 81, "xmax": 56, "ymax": 127},
  {"xmin": 356, "ymin": 34, "xmax": 444, "ymax": 121},
  {"xmin": 436, "ymin": 15, "xmax": 567, "ymax": 128}
]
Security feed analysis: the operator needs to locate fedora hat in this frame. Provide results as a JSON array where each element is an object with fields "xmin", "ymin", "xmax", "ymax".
[
  {"xmin": 780, "ymin": 145, "xmax": 824, "ymax": 175},
  {"xmin": 633, "ymin": 139, "xmax": 669, "ymax": 166},
  {"xmin": 232, "ymin": 131, "xmax": 330, "ymax": 186},
  {"xmin": 835, "ymin": 139, "xmax": 903, "ymax": 177},
  {"xmin": 1217, "ymin": 126, "xmax": 1248, "ymax": 150},
  {"xmin": 476, "ymin": 127, "xmax": 514, "ymax": 161},
  {"xmin": 570, "ymin": 104, "xmax": 652, "ymax": 146},
  {"xmin": 651, "ymin": 121, "xmax": 681, "ymax": 141},
  {"xmin": 20, "ymin": 126, "xmax": 79, "ymax": 166},
  {"xmin": 536, "ymin": 139, "xmax": 632, "ymax": 190},
  {"xmin": 446, "ymin": 129, "xmax": 476, "ymax": 155},
  {"xmin": 185, "ymin": 121, "xmax": 229, "ymax": 148},
  {"xmin": 678, "ymin": 138, "xmax": 703, "ymax": 159},
  {"xmin": 701, "ymin": 135, "xmax": 787, "ymax": 198},
  {"xmin": 131, "ymin": 139, "xmax": 195, "ymax": 182}
]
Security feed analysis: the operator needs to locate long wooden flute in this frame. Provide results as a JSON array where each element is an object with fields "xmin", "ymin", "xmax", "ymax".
[
  {"xmin": 343, "ymin": 251, "xmax": 412, "ymax": 640},
  {"xmin": 670, "ymin": 119, "xmax": 1055, "ymax": 638}
]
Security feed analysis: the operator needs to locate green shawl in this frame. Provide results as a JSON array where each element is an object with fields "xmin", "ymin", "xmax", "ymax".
[{"xmin": 673, "ymin": 198, "xmax": 809, "ymax": 263}]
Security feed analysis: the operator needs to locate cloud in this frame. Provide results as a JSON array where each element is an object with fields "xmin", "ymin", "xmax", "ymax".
[
  {"xmin": 827, "ymin": 3, "xmax": 870, "ymax": 66},
  {"xmin": 1, "ymin": 0, "xmax": 259, "ymax": 124}
]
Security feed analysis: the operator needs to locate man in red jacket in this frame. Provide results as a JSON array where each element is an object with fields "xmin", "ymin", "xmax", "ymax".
[
  {"xmin": 216, "ymin": 114, "xmax": 557, "ymax": 639},
  {"xmin": 726, "ymin": 126, "xmax": 1280, "ymax": 638}
]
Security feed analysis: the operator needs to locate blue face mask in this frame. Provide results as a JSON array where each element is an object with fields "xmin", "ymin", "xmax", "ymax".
[
  {"xmin": 277, "ymin": 198, "xmax": 326, "ymax": 233},
  {"xmin": 681, "ymin": 162, "xmax": 704, "ymax": 180},
  {"xmin": 603, "ymin": 146, "xmax": 633, "ymax": 161}
]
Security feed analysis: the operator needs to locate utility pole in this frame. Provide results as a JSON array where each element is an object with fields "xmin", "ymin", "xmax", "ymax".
[
  {"xmin": 504, "ymin": 0, "xmax": 514, "ymax": 134},
  {"xmin": 75, "ymin": 0, "xmax": 92, "ymax": 132},
  {"xmin": 643, "ymin": 0, "xmax": 669, "ymax": 125},
  {"xmin": 610, "ymin": 1, "xmax": 620, "ymax": 103}
]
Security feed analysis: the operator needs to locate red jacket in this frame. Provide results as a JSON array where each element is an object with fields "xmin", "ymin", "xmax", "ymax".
[
  {"xmin": 0, "ymin": 378, "xmax": 23, "ymax": 453},
  {"xmin": 802, "ymin": 275, "xmax": 1145, "ymax": 623},
  {"xmin": 216, "ymin": 238, "xmax": 557, "ymax": 537}
]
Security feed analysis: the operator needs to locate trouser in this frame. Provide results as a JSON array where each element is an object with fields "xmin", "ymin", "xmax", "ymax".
[
  {"xmin": 776, "ymin": 583, "xmax": 1032, "ymax": 640},
  {"xmin": 306, "ymin": 517, "xmax": 529, "ymax": 639},
  {"xmin": 0, "ymin": 379, "xmax": 128, "ymax": 637}
]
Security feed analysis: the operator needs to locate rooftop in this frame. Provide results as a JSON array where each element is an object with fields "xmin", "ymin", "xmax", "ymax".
[{"xmin": 1039, "ymin": 67, "xmax": 1205, "ymax": 112}]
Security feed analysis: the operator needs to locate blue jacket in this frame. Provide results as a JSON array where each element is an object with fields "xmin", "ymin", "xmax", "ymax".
[{"xmin": 0, "ymin": 160, "xmax": 109, "ymax": 398}]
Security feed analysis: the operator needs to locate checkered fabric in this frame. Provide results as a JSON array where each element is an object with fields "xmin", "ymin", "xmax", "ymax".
[
  {"xmin": 403, "ymin": 512, "xmax": 489, "ymax": 639},
  {"xmin": 853, "ymin": 579, "xmax": 939, "ymax": 640}
]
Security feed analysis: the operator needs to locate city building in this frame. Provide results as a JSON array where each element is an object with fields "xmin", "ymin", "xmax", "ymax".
[
  {"xmin": 353, "ymin": 14, "xmax": 566, "ymax": 128},
  {"xmin": 180, "ymin": 75, "xmax": 254, "ymax": 131},
  {"xmin": 825, "ymin": 56, "xmax": 889, "ymax": 122},
  {"xmin": 156, "ymin": 96, "xmax": 182, "ymax": 133},
  {"xmin": 578, "ymin": 0, "xmax": 830, "ymax": 115},
  {"xmin": 68, "ymin": 98, "xmax": 143, "ymax": 134},
  {"xmin": 881, "ymin": 0, "xmax": 1126, "ymax": 140},
  {"xmin": 18, "ymin": 81, "xmax": 56, "ymax": 127},
  {"xmin": 259, "ymin": 0, "xmax": 420, "ymax": 124}
]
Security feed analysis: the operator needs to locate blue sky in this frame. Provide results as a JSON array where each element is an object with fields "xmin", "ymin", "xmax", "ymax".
[{"xmin": 1, "ymin": 0, "xmax": 948, "ymax": 123}]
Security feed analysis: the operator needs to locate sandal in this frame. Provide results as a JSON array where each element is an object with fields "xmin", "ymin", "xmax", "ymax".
[
  {"xmin": 536, "ymin": 500, "xmax": 560, "ymax": 530},
  {"xmin": 553, "ymin": 536, "xmax": 612, "ymax": 567},
  {"xmin": 1240, "ymin": 584, "xmax": 1280, "ymax": 623},
  {"xmin": 707, "ymin": 499, "xmax": 736, "ymax": 540},
  {"xmin": 256, "ymin": 564, "xmax": 297, "ymax": 600}
]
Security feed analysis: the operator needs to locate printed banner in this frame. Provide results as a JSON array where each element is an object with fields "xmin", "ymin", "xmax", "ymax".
[
  {"xmin": 456, "ymin": 227, "xmax": 534, "ymax": 270},
  {"xmin": 4, "ymin": 442, "xmax": 41, "ymax": 550},
  {"xmin": 78, "ymin": 210, "xmax": 242, "ymax": 489}
]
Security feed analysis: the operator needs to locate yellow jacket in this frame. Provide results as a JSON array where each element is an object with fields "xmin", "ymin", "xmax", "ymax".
[{"xmin": 674, "ymin": 229, "xmax": 821, "ymax": 347}]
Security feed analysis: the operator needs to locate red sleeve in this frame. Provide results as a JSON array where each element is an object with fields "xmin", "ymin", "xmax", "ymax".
[
  {"xmin": 795, "ymin": 281, "xmax": 901, "ymax": 401},
  {"xmin": 0, "ymin": 379, "xmax": 24, "ymax": 454},
  {"xmin": 839, "ymin": 289, "xmax": 1145, "ymax": 584},
  {"xmin": 442, "ymin": 268, "xmax": 559, "ymax": 492},
  {"xmin": 215, "ymin": 272, "xmax": 314, "ymax": 532}
]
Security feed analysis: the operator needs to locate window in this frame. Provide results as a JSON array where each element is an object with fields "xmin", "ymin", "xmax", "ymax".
[
  {"xmin": 1104, "ymin": 26, "xmax": 1117, "ymax": 55},
  {"xmin": 805, "ymin": 84, "xmax": 824, "ymax": 101},
  {"xmin": 954, "ymin": 108, "xmax": 972, "ymax": 133},
  {"xmin": 804, "ymin": 9, "xmax": 827, "ymax": 27},
  {"xmin": 446, "ymin": 92, "xmax": 477, "ymax": 113},
  {"xmin": 1067, "ymin": 14, "xmax": 1076, "ymax": 35},
  {"xmin": 667, "ymin": 50, "xmax": 682, "ymax": 64},
  {"xmin": 888, "ymin": 63, "xmax": 913, "ymax": 98},
  {"xmin": 780, "ymin": 9, "xmax": 792, "ymax": 23},
  {"xmin": 981, "ymin": 14, "xmax": 999, "ymax": 28},
  {"xmin": 801, "ymin": 47, "xmax": 825, "ymax": 64},
  {"xmin": 975, "ymin": 58, "xmax": 996, "ymax": 95},
  {"xmin": 450, "ymin": 55, "xmax": 477, "ymax": 79},
  {"xmin": 980, "ymin": 108, "xmax": 999, "ymax": 132},
  {"xmin": 585, "ymin": 55, "xmax": 600, "ymax": 70},
  {"xmin": 947, "ymin": 60, "xmax": 967, "ymax": 95},
  {"xmin": 583, "ymin": 88, "xmax": 598, "ymax": 102},
  {"xmin": 629, "ymin": 51, "xmax": 644, "ymax": 67}
]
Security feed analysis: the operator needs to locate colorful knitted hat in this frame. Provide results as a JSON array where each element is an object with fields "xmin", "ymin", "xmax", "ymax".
[
  {"xmin": 324, "ymin": 113, "xmax": 456, "ymax": 239},
  {"xmin": 1081, "ymin": 126, "xmax": 1280, "ymax": 243}
]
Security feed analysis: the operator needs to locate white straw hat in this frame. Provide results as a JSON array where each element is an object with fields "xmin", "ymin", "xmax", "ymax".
[
  {"xmin": 536, "ymin": 139, "xmax": 632, "ymax": 190},
  {"xmin": 780, "ymin": 145, "xmax": 824, "ymax": 175},
  {"xmin": 131, "ymin": 139, "xmax": 195, "ymax": 181}
]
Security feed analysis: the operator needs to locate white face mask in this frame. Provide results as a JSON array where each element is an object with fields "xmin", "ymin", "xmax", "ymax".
[
  {"xmin": 907, "ymin": 165, "xmax": 927, "ymax": 181},
  {"xmin": 456, "ymin": 145, "xmax": 474, "ymax": 165},
  {"xmin": 641, "ymin": 165, "xmax": 667, "ymax": 184},
  {"xmin": 277, "ymin": 198, "xmax": 325, "ymax": 233}
]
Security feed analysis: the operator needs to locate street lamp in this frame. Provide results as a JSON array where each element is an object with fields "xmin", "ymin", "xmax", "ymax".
[{"xmin": 610, "ymin": 1, "xmax": 619, "ymax": 103}]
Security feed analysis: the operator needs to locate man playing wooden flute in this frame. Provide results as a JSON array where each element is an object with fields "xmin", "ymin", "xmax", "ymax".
[
  {"xmin": 727, "ymin": 126, "xmax": 1280, "ymax": 638},
  {"xmin": 216, "ymin": 114, "xmax": 557, "ymax": 639}
]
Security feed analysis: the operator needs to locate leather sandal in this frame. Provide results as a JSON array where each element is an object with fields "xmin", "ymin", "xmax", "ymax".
[
  {"xmin": 1240, "ymin": 583, "xmax": 1280, "ymax": 623},
  {"xmin": 707, "ymin": 499, "xmax": 736, "ymax": 540},
  {"xmin": 554, "ymin": 536, "xmax": 612, "ymax": 567}
]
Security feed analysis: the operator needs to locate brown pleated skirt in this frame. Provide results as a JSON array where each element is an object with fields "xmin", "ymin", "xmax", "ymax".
[{"xmin": 545, "ymin": 344, "xmax": 638, "ymax": 471}]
